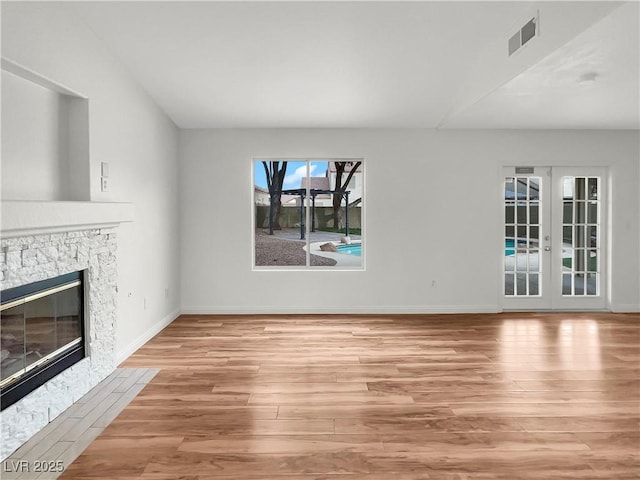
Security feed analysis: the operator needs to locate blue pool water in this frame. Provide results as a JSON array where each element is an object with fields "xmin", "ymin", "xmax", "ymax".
[
  {"xmin": 336, "ymin": 244, "xmax": 362, "ymax": 256},
  {"xmin": 505, "ymin": 239, "xmax": 515, "ymax": 256}
]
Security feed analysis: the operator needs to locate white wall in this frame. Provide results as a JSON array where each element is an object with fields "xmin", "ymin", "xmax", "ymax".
[
  {"xmin": 1, "ymin": 70, "xmax": 67, "ymax": 200},
  {"xmin": 2, "ymin": 2, "xmax": 181, "ymax": 359},
  {"xmin": 179, "ymin": 128, "xmax": 639, "ymax": 313}
]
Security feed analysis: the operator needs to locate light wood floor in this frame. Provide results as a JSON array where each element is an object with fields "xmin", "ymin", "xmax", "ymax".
[{"xmin": 61, "ymin": 313, "xmax": 639, "ymax": 479}]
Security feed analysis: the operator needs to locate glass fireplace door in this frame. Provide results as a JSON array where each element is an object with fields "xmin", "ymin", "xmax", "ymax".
[{"xmin": 1, "ymin": 272, "xmax": 84, "ymax": 409}]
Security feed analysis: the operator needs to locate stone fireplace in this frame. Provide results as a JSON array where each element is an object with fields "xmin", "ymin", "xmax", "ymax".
[{"xmin": 0, "ymin": 201, "xmax": 132, "ymax": 460}]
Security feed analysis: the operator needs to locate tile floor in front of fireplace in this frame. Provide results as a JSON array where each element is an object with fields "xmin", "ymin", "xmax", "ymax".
[{"xmin": 1, "ymin": 367, "xmax": 159, "ymax": 480}]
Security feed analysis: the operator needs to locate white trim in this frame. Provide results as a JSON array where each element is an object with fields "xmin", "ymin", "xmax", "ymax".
[
  {"xmin": 500, "ymin": 307, "xmax": 613, "ymax": 314},
  {"xmin": 1, "ymin": 57, "xmax": 87, "ymax": 98},
  {"xmin": 251, "ymin": 157, "xmax": 365, "ymax": 271},
  {"xmin": 500, "ymin": 166, "xmax": 552, "ymax": 310},
  {"xmin": 115, "ymin": 309, "xmax": 180, "ymax": 365},
  {"xmin": 610, "ymin": 304, "xmax": 640, "ymax": 313},
  {"xmin": 181, "ymin": 305, "xmax": 501, "ymax": 315},
  {"xmin": 550, "ymin": 167, "xmax": 608, "ymax": 310},
  {"xmin": 1, "ymin": 201, "xmax": 134, "ymax": 238}
]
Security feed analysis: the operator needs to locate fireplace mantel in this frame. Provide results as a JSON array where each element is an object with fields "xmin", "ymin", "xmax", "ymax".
[{"xmin": 1, "ymin": 200, "xmax": 134, "ymax": 238}]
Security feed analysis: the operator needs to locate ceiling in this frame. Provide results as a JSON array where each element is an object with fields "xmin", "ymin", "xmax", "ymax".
[{"xmin": 69, "ymin": 1, "xmax": 638, "ymax": 129}]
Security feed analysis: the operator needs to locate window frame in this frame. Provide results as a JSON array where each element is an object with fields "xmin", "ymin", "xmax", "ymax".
[{"xmin": 252, "ymin": 157, "xmax": 365, "ymax": 271}]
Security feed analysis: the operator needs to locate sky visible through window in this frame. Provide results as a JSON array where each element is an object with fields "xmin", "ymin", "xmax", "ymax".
[{"xmin": 254, "ymin": 161, "xmax": 329, "ymax": 189}]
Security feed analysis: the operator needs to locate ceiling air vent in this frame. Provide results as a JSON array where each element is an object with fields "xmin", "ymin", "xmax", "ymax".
[{"xmin": 508, "ymin": 14, "xmax": 538, "ymax": 56}]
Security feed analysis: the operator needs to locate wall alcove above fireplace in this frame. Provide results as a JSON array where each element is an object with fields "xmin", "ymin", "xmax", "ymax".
[{"xmin": 1, "ymin": 58, "xmax": 90, "ymax": 202}]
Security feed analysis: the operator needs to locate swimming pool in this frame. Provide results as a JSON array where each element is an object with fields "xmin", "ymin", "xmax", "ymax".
[
  {"xmin": 505, "ymin": 239, "xmax": 528, "ymax": 256},
  {"xmin": 505, "ymin": 239, "xmax": 515, "ymax": 256},
  {"xmin": 336, "ymin": 244, "xmax": 362, "ymax": 256}
]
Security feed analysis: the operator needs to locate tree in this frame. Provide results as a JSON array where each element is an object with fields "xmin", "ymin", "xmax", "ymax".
[
  {"xmin": 331, "ymin": 161, "xmax": 362, "ymax": 231},
  {"xmin": 262, "ymin": 161, "xmax": 288, "ymax": 235}
]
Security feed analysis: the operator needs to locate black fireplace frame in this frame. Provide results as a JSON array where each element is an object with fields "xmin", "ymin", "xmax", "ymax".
[{"xmin": 1, "ymin": 271, "xmax": 86, "ymax": 411}]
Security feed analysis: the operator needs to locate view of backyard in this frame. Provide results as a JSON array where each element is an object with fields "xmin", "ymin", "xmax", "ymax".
[{"xmin": 254, "ymin": 160, "xmax": 363, "ymax": 268}]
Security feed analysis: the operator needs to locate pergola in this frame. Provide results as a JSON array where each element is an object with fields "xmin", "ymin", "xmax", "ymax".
[{"xmin": 274, "ymin": 188, "xmax": 352, "ymax": 240}]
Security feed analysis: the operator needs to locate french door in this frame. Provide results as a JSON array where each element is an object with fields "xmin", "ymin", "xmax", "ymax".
[{"xmin": 502, "ymin": 166, "xmax": 607, "ymax": 310}]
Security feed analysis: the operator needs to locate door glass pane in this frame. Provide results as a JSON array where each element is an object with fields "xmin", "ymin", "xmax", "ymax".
[
  {"xmin": 504, "ymin": 176, "xmax": 542, "ymax": 297},
  {"xmin": 576, "ymin": 202, "xmax": 585, "ymax": 223},
  {"xmin": 587, "ymin": 250, "xmax": 597, "ymax": 272},
  {"xmin": 576, "ymin": 225, "xmax": 585, "ymax": 248},
  {"xmin": 505, "ymin": 203, "xmax": 515, "ymax": 224},
  {"xmin": 587, "ymin": 202, "xmax": 598, "ymax": 224},
  {"xmin": 564, "ymin": 256, "xmax": 572, "ymax": 270},
  {"xmin": 588, "ymin": 178, "xmax": 598, "ymax": 200},
  {"xmin": 574, "ymin": 249, "xmax": 585, "ymax": 272},
  {"xmin": 588, "ymin": 226, "xmax": 598, "ymax": 248},
  {"xmin": 528, "ymin": 250, "xmax": 539, "ymax": 271},
  {"xmin": 517, "ymin": 203, "xmax": 527, "ymax": 223},
  {"xmin": 517, "ymin": 179, "xmax": 527, "ymax": 199},
  {"xmin": 516, "ymin": 273, "xmax": 527, "ymax": 295},
  {"xmin": 505, "ymin": 179, "xmax": 514, "ymax": 197},
  {"xmin": 529, "ymin": 203, "xmax": 539, "ymax": 224},
  {"xmin": 563, "ymin": 226, "xmax": 572, "ymax": 246},
  {"xmin": 505, "ymin": 273, "xmax": 514, "ymax": 295},
  {"xmin": 529, "ymin": 178, "xmax": 540, "ymax": 200},
  {"xmin": 563, "ymin": 202, "xmax": 573, "ymax": 223},
  {"xmin": 529, "ymin": 274, "xmax": 539, "ymax": 295},
  {"xmin": 574, "ymin": 274, "xmax": 585, "ymax": 295},
  {"xmin": 561, "ymin": 176, "xmax": 600, "ymax": 296},
  {"xmin": 575, "ymin": 178, "xmax": 586, "ymax": 200},
  {"xmin": 563, "ymin": 178, "xmax": 574, "ymax": 199},
  {"xmin": 506, "ymin": 225, "xmax": 515, "ymax": 240}
]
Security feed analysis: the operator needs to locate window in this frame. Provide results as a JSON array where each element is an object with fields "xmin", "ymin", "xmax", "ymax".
[{"xmin": 253, "ymin": 159, "xmax": 364, "ymax": 269}]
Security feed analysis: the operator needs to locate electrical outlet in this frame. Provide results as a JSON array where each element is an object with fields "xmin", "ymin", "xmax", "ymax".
[{"xmin": 101, "ymin": 177, "xmax": 109, "ymax": 192}]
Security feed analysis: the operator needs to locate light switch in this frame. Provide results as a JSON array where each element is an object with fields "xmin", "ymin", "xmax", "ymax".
[{"xmin": 101, "ymin": 162, "xmax": 109, "ymax": 178}]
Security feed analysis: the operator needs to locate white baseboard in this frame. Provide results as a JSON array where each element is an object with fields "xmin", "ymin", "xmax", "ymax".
[
  {"xmin": 610, "ymin": 304, "xmax": 640, "ymax": 313},
  {"xmin": 116, "ymin": 308, "xmax": 180, "ymax": 365},
  {"xmin": 180, "ymin": 305, "xmax": 501, "ymax": 315}
]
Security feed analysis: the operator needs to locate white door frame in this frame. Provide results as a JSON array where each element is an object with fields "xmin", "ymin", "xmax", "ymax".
[
  {"xmin": 550, "ymin": 166, "xmax": 607, "ymax": 310},
  {"xmin": 501, "ymin": 166, "xmax": 608, "ymax": 311}
]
